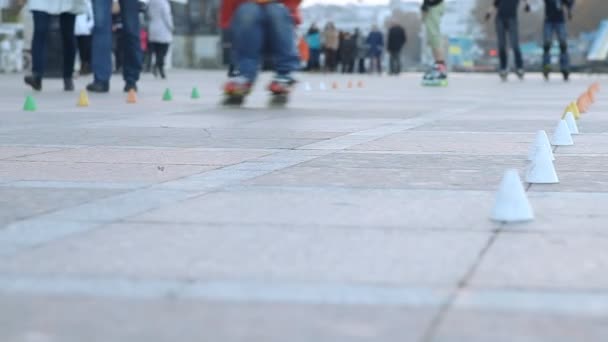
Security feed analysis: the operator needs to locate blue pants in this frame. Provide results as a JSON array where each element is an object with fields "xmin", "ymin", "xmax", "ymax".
[
  {"xmin": 230, "ymin": 2, "xmax": 299, "ymax": 81},
  {"xmin": 91, "ymin": 0, "xmax": 142, "ymax": 84},
  {"xmin": 543, "ymin": 21, "xmax": 569, "ymax": 71},
  {"xmin": 31, "ymin": 11, "xmax": 76, "ymax": 79},
  {"xmin": 495, "ymin": 16, "xmax": 523, "ymax": 71}
]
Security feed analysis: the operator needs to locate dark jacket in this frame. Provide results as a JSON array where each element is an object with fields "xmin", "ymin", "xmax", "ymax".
[
  {"xmin": 494, "ymin": 0, "xmax": 521, "ymax": 19},
  {"xmin": 421, "ymin": 0, "xmax": 443, "ymax": 11},
  {"xmin": 340, "ymin": 35, "xmax": 357, "ymax": 62},
  {"xmin": 387, "ymin": 25, "xmax": 406, "ymax": 52},
  {"xmin": 366, "ymin": 31, "xmax": 384, "ymax": 56},
  {"xmin": 544, "ymin": 0, "xmax": 574, "ymax": 23}
]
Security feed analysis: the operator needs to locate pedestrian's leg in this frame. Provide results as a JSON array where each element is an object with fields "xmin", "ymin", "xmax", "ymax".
[
  {"xmin": 557, "ymin": 23, "xmax": 570, "ymax": 73},
  {"xmin": 231, "ymin": 2, "xmax": 263, "ymax": 82},
  {"xmin": 119, "ymin": 0, "xmax": 143, "ymax": 88},
  {"xmin": 396, "ymin": 51, "xmax": 401, "ymax": 74},
  {"xmin": 30, "ymin": 11, "xmax": 50, "ymax": 78},
  {"xmin": 89, "ymin": 0, "xmax": 112, "ymax": 90},
  {"xmin": 157, "ymin": 43, "xmax": 169, "ymax": 79},
  {"xmin": 59, "ymin": 13, "xmax": 76, "ymax": 84},
  {"xmin": 79, "ymin": 35, "xmax": 92, "ymax": 74},
  {"xmin": 542, "ymin": 22, "xmax": 553, "ymax": 68},
  {"xmin": 495, "ymin": 17, "xmax": 508, "ymax": 72},
  {"xmin": 508, "ymin": 17, "xmax": 524, "ymax": 72}
]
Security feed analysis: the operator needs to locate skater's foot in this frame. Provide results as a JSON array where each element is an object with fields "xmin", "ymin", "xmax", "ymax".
[
  {"xmin": 516, "ymin": 68, "xmax": 525, "ymax": 80},
  {"xmin": 24, "ymin": 74, "xmax": 42, "ymax": 91},
  {"xmin": 543, "ymin": 65, "xmax": 551, "ymax": 81},
  {"xmin": 562, "ymin": 70, "xmax": 570, "ymax": 82},
  {"xmin": 224, "ymin": 76, "xmax": 253, "ymax": 97},
  {"xmin": 268, "ymin": 74, "xmax": 296, "ymax": 95},
  {"xmin": 422, "ymin": 63, "xmax": 448, "ymax": 86},
  {"xmin": 499, "ymin": 70, "xmax": 508, "ymax": 82}
]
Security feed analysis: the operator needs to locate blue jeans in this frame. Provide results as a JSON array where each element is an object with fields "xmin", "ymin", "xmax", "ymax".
[
  {"xmin": 495, "ymin": 16, "xmax": 523, "ymax": 71},
  {"xmin": 230, "ymin": 2, "xmax": 299, "ymax": 81},
  {"xmin": 31, "ymin": 11, "xmax": 76, "ymax": 79},
  {"xmin": 543, "ymin": 21, "xmax": 569, "ymax": 71},
  {"xmin": 91, "ymin": 0, "xmax": 142, "ymax": 84}
]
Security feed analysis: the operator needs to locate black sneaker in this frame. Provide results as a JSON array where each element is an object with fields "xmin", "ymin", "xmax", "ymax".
[
  {"xmin": 562, "ymin": 70, "xmax": 570, "ymax": 82},
  {"xmin": 543, "ymin": 65, "xmax": 551, "ymax": 81},
  {"xmin": 86, "ymin": 81, "xmax": 110, "ymax": 93},
  {"xmin": 24, "ymin": 75, "xmax": 42, "ymax": 91},
  {"xmin": 64, "ymin": 78, "xmax": 74, "ymax": 92},
  {"xmin": 124, "ymin": 83, "xmax": 138, "ymax": 93}
]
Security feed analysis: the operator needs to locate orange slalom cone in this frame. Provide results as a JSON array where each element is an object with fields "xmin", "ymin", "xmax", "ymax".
[
  {"xmin": 332, "ymin": 81, "xmax": 338, "ymax": 89},
  {"xmin": 587, "ymin": 89, "xmax": 596, "ymax": 103},
  {"xmin": 347, "ymin": 80, "xmax": 353, "ymax": 88},
  {"xmin": 591, "ymin": 82, "xmax": 600, "ymax": 93},
  {"xmin": 577, "ymin": 94, "xmax": 590, "ymax": 114},
  {"xmin": 127, "ymin": 89, "xmax": 137, "ymax": 103},
  {"xmin": 357, "ymin": 80, "xmax": 364, "ymax": 88}
]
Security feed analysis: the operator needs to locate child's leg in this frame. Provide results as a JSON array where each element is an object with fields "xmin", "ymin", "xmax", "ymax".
[
  {"xmin": 264, "ymin": 2, "xmax": 299, "ymax": 77},
  {"xmin": 230, "ymin": 2, "xmax": 264, "ymax": 82}
]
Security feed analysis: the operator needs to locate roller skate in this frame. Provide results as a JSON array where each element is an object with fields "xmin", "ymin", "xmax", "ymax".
[
  {"xmin": 268, "ymin": 74, "xmax": 296, "ymax": 107},
  {"xmin": 222, "ymin": 76, "xmax": 252, "ymax": 106},
  {"xmin": 422, "ymin": 63, "xmax": 448, "ymax": 87}
]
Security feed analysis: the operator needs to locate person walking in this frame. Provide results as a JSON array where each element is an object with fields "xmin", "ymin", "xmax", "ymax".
[
  {"xmin": 486, "ymin": 0, "xmax": 530, "ymax": 81},
  {"xmin": 542, "ymin": 0, "xmax": 575, "ymax": 81},
  {"xmin": 24, "ymin": 0, "xmax": 87, "ymax": 91},
  {"xmin": 147, "ymin": 0, "xmax": 173, "ymax": 79},
  {"xmin": 305, "ymin": 24, "xmax": 321, "ymax": 71},
  {"xmin": 354, "ymin": 28, "xmax": 367, "ymax": 73},
  {"xmin": 421, "ymin": 0, "xmax": 447, "ymax": 85},
  {"xmin": 322, "ymin": 22, "xmax": 339, "ymax": 72},
  {"xmin": 75, "ymin": 0, "xmax": 94, "ymax": 75},
  {"xmin": 366, "ymin": 25, "xmax": 384, "ymax": 74},
  {"xmin": 387, "ymin": 21, "xmax": 406, "ymax": 75},
  {"xmin": 340, "ymin": 31, "xmax": 356, "ymax": 74},
  {"xmin": 87, "ymin": 0, "xmax": 143, "ymax": 93}
]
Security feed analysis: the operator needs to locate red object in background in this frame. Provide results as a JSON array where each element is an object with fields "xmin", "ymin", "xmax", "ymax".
[
  {"xmin": 219, "ymin": 0, "xmax": 302, "ymax": 29},
  {"xmin": 489, "ymin": 49, "xmax": 498, "ymax": 57},
  {"xmin": 140, "ymin": 29, "xmax": 149, "ymax": 52}
]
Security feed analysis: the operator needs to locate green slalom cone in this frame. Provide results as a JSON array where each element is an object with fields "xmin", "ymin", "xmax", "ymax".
[
  {"xmin": 191, "ymin": 87, "xmax": 201, "ymax": 99},
  {"xmin": 23, "ymin": 95, "xmax": 37, "ymax": 111},
  {"xmin": 162, "ymin": 88, "xmax": 173, "ymax": 101}
]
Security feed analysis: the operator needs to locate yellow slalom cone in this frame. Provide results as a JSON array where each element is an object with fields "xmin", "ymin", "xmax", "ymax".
[
  {"xmin": 77, "ymin": 90, "xmax": 89, "ymax": 107},
  {"xmin": 563, "ymin": 102, "xmax": 581, "ymax": 120},
  {"xmin": 127, "ymin": 89, "xmax": 137, "ymax": 104}
]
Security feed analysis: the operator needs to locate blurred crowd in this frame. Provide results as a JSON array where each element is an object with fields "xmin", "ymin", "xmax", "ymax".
[{"xmin": 299, "ymin": 21, "xmax": 407, "ymax": 75}]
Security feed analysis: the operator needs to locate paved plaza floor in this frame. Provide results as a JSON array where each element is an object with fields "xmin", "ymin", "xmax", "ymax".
[{"xmin": 1, "ymin": 70, "xmax": 608, "ymax": 341}]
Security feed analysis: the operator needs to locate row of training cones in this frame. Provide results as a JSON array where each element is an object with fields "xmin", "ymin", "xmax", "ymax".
[
  {"xmin": 304, "ymin": 80, "xmax": 364, "ymax": 91},
  {"xmin": 23, "ymin": 87, "xmax": 203, "ymax": 111},
  {"xmin": 491, "ymin": 82, "xmax": 600, "ymax": 224}
]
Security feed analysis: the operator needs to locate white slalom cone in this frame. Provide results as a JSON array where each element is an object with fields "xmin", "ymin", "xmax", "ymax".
[
  {"xmin": 304, "ymin": 82, "xmax": 312, "ymax": 91},
  {"xmin": 491, "ymin": 169, "xmax": 534, "ymax": 223},
  {"xmin": 551, "ymin": 119, "xmax": 574, "ymax": 146},
  {"xmin": 320, "ymin": 82, "xmax": 327, "ymax": 91},
  {"xmin": 526, "ymin": 146, "xmax": 559, "ymax": 184},
  {"xmin": 564, "ymin": 112, "xmax": 580, "ymax": 135},
  {"xmin": 528, "ymin": 130, "xmax": 555, "ymax": 161}
]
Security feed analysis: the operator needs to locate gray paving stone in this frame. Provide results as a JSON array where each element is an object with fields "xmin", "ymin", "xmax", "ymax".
[
  {"xmin": 0, "ymin": 223, "xmax": 490, "ymax": 285},
  {"xmin": 470, "ymin": 233, "xmax": 608, "ymax": 290},
  {"xmin": 434, "ymin": 310, "xmax": 608, "ymax": 342},
  {"xmin": 0, "ymin": 187, "xmax": 122, "ymax": 227},
  {"xmin": 0, "ymin": 161, "xmax": 216, "ymax": 183},
  {"xmin": 0, "ymin": 295, "xmax": 437, "ymax": 342},
  {"xmin": 133, "ymin": 187, "xmax": 499, "ymax": 229}
]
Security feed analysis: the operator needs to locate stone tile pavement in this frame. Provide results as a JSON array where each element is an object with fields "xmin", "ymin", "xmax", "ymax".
[{"xmin": 1, "ymin": 70, "xmax": 608, "ymax": 341}]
